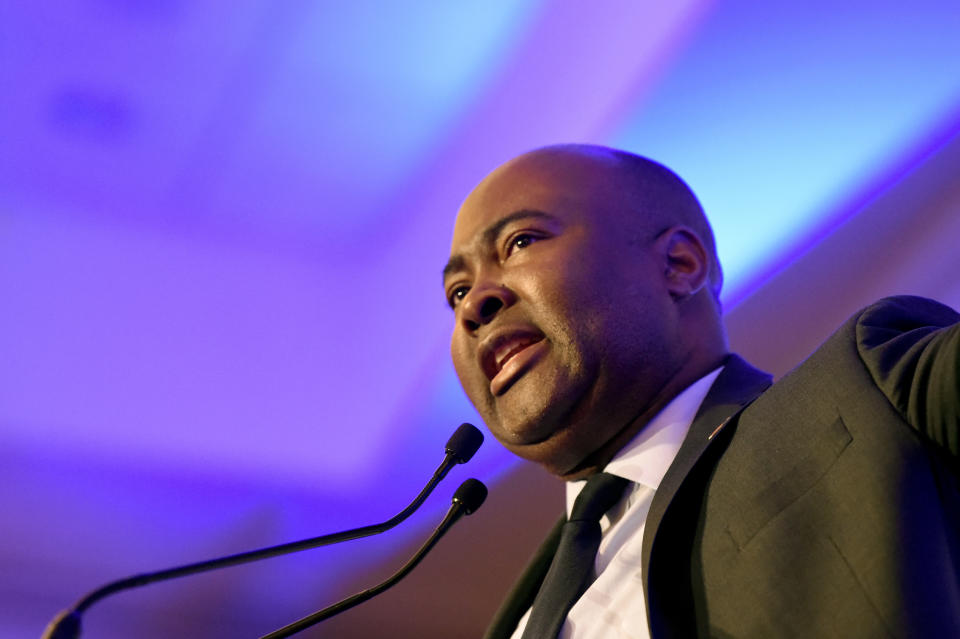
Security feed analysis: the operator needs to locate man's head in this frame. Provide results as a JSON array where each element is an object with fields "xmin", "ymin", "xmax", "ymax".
[{"xmin": 443, "ymin": 145, "xmax": 728, "ymax": 479}]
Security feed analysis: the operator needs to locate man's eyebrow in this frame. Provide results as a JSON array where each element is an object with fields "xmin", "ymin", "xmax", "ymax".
[
  {"xmin": 442, "ymin": 254, "xmax": 466, "ymax": 282},
  {"xmin": 442, "ymin": 210, "xmax": 558, "ymax": 281}
]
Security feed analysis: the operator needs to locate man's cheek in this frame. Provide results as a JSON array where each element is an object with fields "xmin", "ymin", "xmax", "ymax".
[
  {"xmin": 451, "ymin": 350, "xmax": 487, "ymax": 407},
  {"xmin": 450, "ymin": 338, "xmax": 471, "ymax": 384}
]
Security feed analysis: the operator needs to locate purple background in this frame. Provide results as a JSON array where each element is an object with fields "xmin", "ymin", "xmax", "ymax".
[{"xmin": 3, "ymin": 1, "xmax": 960, "ymax": 636}]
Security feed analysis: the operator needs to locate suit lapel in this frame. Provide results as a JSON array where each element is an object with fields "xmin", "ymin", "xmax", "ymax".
[{"xmin": 641, "ymin": 355, "xmax": 772, "ymax": 593}]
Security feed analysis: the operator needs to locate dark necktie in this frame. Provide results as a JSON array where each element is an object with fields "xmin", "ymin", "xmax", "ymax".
[{"xmin": 520, "ymin": 472, "xmax": 631, "ymax": 639}]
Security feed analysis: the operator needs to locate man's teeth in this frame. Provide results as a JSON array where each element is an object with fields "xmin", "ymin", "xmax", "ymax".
[{"xmin": 496, "ymin": 341, "xmax": 529, "ymax": 370}]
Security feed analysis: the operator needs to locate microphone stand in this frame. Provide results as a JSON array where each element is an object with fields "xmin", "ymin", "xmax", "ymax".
[{"xmin": 43, "ymin": 423, "xmax": 483, "ymax": 639}]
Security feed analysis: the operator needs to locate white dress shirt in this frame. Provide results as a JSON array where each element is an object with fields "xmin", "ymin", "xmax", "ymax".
[{"xmin": 510, "ymin": 367, "xmax": 723, "ymax": 639}]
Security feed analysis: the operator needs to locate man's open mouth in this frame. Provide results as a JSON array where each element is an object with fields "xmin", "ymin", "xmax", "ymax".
[{"xmin": 478, "ymin": 329, "xmax": 547, "ymax": 396}]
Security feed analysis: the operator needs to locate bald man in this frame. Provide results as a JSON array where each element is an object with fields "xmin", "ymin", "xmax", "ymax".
[{"xmin": 443, "ymin": 145, "xmax": 960, "ymax": 638}]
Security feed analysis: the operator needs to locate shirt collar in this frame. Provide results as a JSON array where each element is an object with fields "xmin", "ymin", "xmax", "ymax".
[{"xmin": 566, "ymin": 366, "xmax": 723, "ymax": 514}]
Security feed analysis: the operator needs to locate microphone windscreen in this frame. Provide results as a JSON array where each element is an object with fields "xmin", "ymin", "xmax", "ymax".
[
  {"xmin": 445, "ymin": 423, "xmax": 484, "ymax": 464},
  {"xmin": 452, "ymin": 479, "xmax": 487, "ymax": 515}
]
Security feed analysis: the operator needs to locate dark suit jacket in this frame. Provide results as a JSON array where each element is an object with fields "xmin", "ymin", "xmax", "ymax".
[{"xmin": 485, "ymin": 296, "xmax": 960, "ymax": 639}]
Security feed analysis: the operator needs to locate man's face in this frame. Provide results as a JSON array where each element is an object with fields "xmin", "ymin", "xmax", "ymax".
[{"xmin": 444, "ymin": 151, "xmax": 684, "ymax": 476}]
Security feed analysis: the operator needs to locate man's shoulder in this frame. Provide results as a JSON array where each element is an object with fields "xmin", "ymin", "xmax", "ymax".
[
  {"xmin": 756, "ymin": 295, "xmax": 959, "ymax": 446},
  {"xmin": 853, "ymin": 295, "xmax": 960, "ymax": 335},
  {"xmin": 846, "ymin": 295, "xmax": 959, "ymax": 372}
]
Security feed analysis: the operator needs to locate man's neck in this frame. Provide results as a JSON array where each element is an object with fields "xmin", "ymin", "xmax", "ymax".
[{"xmin": 557, "ymin": 352, "xmax": 729, "ymax": 481}]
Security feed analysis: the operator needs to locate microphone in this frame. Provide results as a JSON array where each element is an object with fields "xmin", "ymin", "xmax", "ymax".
[
  {"xmin": 260, "ymin": 478, "xmax": 488, "ymax": 638},
  {"xmin": 42, "ymin": 423, "xmax": 484, "ymax": 639},
  {"xmin": 443, "ymin": 421, "xmax": 485, "ymax": 467}
]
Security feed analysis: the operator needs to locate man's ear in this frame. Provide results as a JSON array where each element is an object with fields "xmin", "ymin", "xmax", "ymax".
[{"xmin": 657, "ymin": 226, "xmax": 710, "ymax": 301}]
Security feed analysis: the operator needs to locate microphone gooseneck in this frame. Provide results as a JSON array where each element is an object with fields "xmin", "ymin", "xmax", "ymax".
[
  {"xmin": 260, "ymin": 478, "xmax": 488, "ymax": 639},
  {"xmin": 41, "ymin": 423, "xmax": 484, "ymax": 639}
]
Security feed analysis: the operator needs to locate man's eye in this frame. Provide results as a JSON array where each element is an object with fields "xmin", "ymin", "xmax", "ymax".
[
  {"xmin": 448, "ymin": 286, "xmax": 469, "ymax": 309},
  {"xmin": 506, "ymin": 233, "xmax": 540, "ymax": 256}
]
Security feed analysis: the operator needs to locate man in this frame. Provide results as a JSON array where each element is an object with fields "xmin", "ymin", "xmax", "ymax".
[{"xmin": 442, "ymin": 144, "xmax": 960, "ymax": 638}]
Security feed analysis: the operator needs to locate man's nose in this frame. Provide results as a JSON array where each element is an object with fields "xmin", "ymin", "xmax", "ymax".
[{"xmin": 459, "ymin": 281, "xmax": 516, "ymax": 333}]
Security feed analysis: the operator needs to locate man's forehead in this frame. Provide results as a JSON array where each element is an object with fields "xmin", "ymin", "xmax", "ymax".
[{"xmin": 453, "ymin": 151, "xmax": 617, "ymax": 238}]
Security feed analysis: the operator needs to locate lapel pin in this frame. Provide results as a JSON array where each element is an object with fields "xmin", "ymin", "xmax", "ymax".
[{"xmin": 708, "ymin": 416, "xmax": 732, "ymax": 441}]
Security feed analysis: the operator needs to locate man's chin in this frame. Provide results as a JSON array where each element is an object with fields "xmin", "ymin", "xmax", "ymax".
[
  {"xmin": 498, "ymin": 422, "xmax": 557, "ymax": 446},
  {"xmin": 497, "ymin": 424, "xmax": 593, "ymax": 477},
  {"xmin": 490, "ymin": 401, "xmax": 573, "ymax": 444}
]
